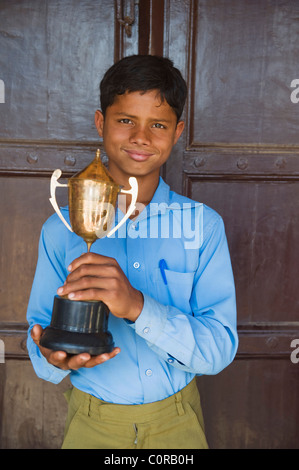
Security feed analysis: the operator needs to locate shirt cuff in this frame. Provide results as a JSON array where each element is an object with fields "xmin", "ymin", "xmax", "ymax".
[
  {"xmin": 131, "ymin": 293, "xmax": 168, "ymax": 344},
  {"xmin": 27, "ymin": 333, "xmax": 70, "ymax": 384}
]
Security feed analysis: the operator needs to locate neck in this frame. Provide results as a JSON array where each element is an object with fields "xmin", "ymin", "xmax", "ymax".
[
  {"xmin": 108, "ymin": 167, "xmax": 160, "ymax": 205},
  {"xmin": 135, "ymin": 174, "xmax": 160, "ymax": 205},
  {"xmin": 110, "ymin": 171, "xmax": 160, "ymax": 217}
]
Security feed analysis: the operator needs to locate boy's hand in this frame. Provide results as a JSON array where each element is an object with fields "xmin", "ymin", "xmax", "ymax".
[
  {"xmin": 57, "ymin": 252, "xmax": 144, "ymax": 323},
  {"xmin": 31, "ymin": 324, "xmax": 120, "ymax": 370}
]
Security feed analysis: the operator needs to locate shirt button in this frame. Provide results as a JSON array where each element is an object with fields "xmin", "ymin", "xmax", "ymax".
[
  {"xmin": 168, "ymin": 358, "xmax": 174, "ymax": 364},
  {"xmin": 143, "ymin": 327, "xmax": 150, "ymax": 334},
  {"xmin": 145, "ymin": 369, "xmax": 153, "ymax": 377},
  {"xmin": 133, "ymin": 261, "xmax": 140, "ymax": 269}
]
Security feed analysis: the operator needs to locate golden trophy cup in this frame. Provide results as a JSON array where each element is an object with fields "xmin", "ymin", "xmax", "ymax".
[{"xmin": 40, "ymin": 149, "xmax": 138, "ymax": 355}]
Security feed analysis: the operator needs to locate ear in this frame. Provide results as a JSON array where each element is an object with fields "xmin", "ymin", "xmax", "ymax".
[
  {"xmin": 95, "ymin": 110, "xmax": 104, "ymax": 137},
  {"xmin": 174, "ymin": 120, "xmax": 185, "ymax": 144}
]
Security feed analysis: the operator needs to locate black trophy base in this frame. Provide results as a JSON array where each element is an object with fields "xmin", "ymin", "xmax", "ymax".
[
  {"xmin": 40, "ymin": 327, "xmax": 114, "ymax": 356},
  {"xmin": 40, "ymin": 295, "xmax": 114, "ymax": 356}
]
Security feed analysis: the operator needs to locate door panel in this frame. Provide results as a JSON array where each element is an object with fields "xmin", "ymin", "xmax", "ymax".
[
  {"xmin": 163, "ymin": 0, "xmax": 299, "ymax": 448},
  {"xmin": 188, "ymin": 178, "xmax": 299, "ymax": 323},
  {"xmin": 0, "ymin": 361, "xmax": 68, "ymax": 449},
  {"xmin": 197, "ymin": 358, "xmax": 299, "ymax": 449},
  {"xmin": 1, "ymin": 0, "xmax": 115, "ymax": 141}
]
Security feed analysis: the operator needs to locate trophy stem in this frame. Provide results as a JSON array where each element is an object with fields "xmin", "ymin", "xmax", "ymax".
[{"xmin": 86, "ymin": 242, "xmax": 92, "ymax": 253}]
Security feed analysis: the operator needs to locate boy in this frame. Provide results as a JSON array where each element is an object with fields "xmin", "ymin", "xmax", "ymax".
[{"xmin": 27, "ymin": 55, "xmax": 238, "ymax": 449}]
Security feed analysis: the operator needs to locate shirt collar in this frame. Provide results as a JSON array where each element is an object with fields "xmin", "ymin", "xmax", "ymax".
[
  {"xmin": 117, "ymin": 176, "xmax": 199, "ymax": 225},
  {"xmin": 149, "ymin": 176, "xmax": 171, "ymax": 208},
  {"xmin": 135, "ymin": 177, "xmax": 188, "ymax": 222}
]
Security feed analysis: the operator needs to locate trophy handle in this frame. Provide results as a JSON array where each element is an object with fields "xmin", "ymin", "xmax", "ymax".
[
  {"xmin": 49, "ymin": 169, "xmax": 73, "ymax": 232},
  {"xmin": 107, "ymin": 177, "xmax": 138, "ymax": 238}
]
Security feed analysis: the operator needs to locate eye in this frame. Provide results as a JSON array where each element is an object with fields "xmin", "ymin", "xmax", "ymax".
[
  {"xmin": 119, "ymin": 118, "xmax": 133, "ymax": 124},
  {"xmin": 152, "ymin": 123, "xmax": 166, "ymax": 129}
]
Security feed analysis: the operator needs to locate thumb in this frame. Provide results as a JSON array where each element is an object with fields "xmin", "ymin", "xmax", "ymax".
[{"xmin": 31, "ymin": 324, "xmax": 44, "ymax": 344}]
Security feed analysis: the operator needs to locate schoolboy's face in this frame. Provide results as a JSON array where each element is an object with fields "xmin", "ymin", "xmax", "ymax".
[{"xmin": 95, "ymin": 90, "xmax": 184, "ymax": 185}]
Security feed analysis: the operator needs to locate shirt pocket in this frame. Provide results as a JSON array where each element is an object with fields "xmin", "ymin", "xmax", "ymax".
[{"xmin": 151, "ymin": 267, "xmax": 195, "ymax": 313}]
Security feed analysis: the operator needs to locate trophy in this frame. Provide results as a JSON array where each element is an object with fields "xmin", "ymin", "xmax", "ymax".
[{"xmin": 40, "ymin": 149, "xmax": 138, "ymax": 355}]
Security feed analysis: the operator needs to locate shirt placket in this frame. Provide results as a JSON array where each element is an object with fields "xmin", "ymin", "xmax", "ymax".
[{"xmin": 126, "ymin": 216, "xmax": 161, "ymax": 401}]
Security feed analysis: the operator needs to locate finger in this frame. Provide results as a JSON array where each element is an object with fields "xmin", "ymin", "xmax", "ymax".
[
  {"xmin": 47, "ymin": 350, "xmax": 69, "ymax": 368},
  {"xmin": 66, "ymin": 353, "xmax": 92, "ymax": 370},
  {"xmin": 66, "ymin": 262, "xmax": 121, "ymax": 289},
  {"xmin": 66, "ymin": 287, "xmax": 107, "ymax": 302},
  {"xmin": 66, "ymin": 263, "xmax": 119, "ymax": 284},
  {"xmin": 47, "ymin": 348, "xmax": 120, "ymax": 370},
  {"xmin": 30, "ymin": 325, "xmax": 66, "ymax": 366},
  {"xmin": 31, "ymin": 324, "xmax": 44, "ymax": 344},
  {"xmin": 68, "ymin": 253, "xmax": 117, "ymax": 273},
  {"xmin": 58, "ymin": 275, "xmax": 118, "ymax": 300},
  {"xmin": 82, "ymin": 347, "xmax": 121, "ymax": 368}
]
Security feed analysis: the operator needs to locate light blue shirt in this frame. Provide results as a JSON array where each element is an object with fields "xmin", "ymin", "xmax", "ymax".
[{"xmin": 27, "ymin": 177, "xmax": 238, "ymax": 404}]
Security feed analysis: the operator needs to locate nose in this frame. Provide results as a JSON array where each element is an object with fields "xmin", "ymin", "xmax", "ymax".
[{"xmin": 129, "ymin": 125, "xmax": 151, "ymax": 146}]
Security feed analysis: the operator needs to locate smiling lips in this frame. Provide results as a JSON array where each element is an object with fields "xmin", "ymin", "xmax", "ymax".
[{"xmin": 124, "ymin": 148, "xmax": 154, "ymax": 162}]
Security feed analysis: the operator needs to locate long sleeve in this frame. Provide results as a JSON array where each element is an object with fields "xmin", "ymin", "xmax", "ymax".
[
  {"xmin": 130, "ymin": 213, "xmax": 238, "ymax": 375},
  {"xmin": 26, "ymin": 215, "xmax": 71, "ymax": 383}
]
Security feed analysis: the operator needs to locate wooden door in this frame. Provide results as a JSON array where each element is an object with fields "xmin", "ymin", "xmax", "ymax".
[
  {"xmin": 1, "ymin": 0, "xmax": 299, "ymax": 449},
  {"xmin": 162, "ymin": 0, "xmax": 299, "ymax": 448}
]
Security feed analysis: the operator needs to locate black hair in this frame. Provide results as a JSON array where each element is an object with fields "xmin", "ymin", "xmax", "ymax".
[{"xmin": 100, "ymin": 55, "xmax": 187, "ymax": 122}]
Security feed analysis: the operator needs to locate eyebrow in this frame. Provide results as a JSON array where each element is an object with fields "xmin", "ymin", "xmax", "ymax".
[{"xmin": 113, "ymin": 112, "xmax": 172, "ymax": 123}]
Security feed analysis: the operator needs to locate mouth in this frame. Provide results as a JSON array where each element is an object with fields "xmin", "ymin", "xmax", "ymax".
[{"xmin": 124, "ymin": 148, "xmax": 155, "ymax": 162}]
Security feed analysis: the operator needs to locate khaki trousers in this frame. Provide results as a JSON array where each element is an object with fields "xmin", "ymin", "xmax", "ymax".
[{"xmin": 61, "ymin": 378, "xmax": 208, "ymax": 449}]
